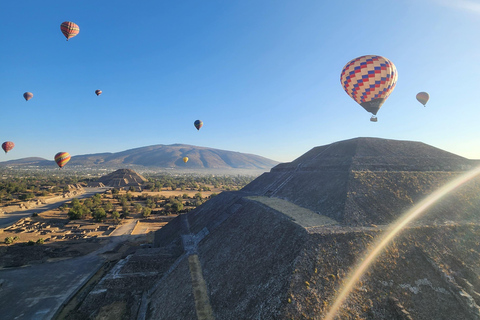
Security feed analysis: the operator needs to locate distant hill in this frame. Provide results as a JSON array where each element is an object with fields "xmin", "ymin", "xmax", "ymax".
[
  {"xmin": 0, "ymin": 144, "xmax": 279, "ymax": 172},
  {"xmin": 0, "ymin": 157, "xmax": 51, "ymax": 166}
]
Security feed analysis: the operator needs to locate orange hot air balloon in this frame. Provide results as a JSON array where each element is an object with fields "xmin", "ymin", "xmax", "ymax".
[
  {"xmin": 416, "ymin": 92, "xmax": 429, "ymax": 106},
  {"xmin": 95, "ymin": 90, "xmax": 102, "ymax": 96},
  {"xmin": 23, "ymin": 92, "xmax": 33, "ymax": 101},
  {"xmin": 340, "ymin": 55, "xmax": 398, "ymax": 121},
  {"xmin": 183, "ymin": 157, "xmax": 189, "ymax": 163},
  {"xmin": 60, "ymin": 21, "xmax": 80, "ymax": 41},
  {"xmin": 1, "ymin": 142, "xmax": 14, "ymax": 153},
  {"xmin": 54, "ymin": 152, "xmax": 71, "ymax": 168}
]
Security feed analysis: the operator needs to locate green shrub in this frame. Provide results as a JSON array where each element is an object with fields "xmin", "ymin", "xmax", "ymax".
[
  {"xmin": 142, "ymin": 207, "xmax": 152, "ymax": 217},
  {"xmin": 93, "ymin": 208, "xmax": 107, "ymax": 222}
]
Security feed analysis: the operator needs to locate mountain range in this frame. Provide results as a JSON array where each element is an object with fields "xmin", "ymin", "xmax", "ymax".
[{"xmin": 0, "ymin": 144, "xmax": 279, "ymax": 171}]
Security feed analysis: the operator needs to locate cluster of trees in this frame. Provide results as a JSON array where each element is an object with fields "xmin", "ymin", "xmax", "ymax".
[
  {"xmin": 64, "ymin": 194, "xmax": 113, "ymax": 222},
  {"xmin": 64, "ymin": 190, "xmax": 215, "ymax": 222},
  {"xmin": 112, "ymin": 191, "xmax": 209, "ymax": 216},
  {"xmin": 142, "ymin": 174, "xmax": 254, "ymax": 192}
]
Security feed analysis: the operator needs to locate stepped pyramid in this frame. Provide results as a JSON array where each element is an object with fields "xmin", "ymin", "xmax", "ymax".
[
  {"xmin": 95, "ymin": 168, "xmax": 147, "ymax": 187},
  {"xmin": 70, "ymin": 138, "xmax": 480, "ymax": 320},
  {"xmin": 243, "ymin": 137, "xmax": 478, "ymax": 225}
]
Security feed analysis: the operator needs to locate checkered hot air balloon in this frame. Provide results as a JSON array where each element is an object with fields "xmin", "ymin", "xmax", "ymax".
[
  {"xmin": 54, "ymin": 152, "xmax": 71, "ymax": 168},
  {"xmin": 340, "ymin": 55, "xmax": 397, "ymax": 121},
  {"xmin": 60, "ymin": 21, "xmax": 80, "ymax": 41},
  {"xmin": 2, "ymin": 142, "xmax": 14, "ymax": 154},
  {"xmin": 416, "ymin": 92, "xmax": 429, "ymax": 106}
]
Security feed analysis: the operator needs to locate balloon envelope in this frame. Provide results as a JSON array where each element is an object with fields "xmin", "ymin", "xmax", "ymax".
[
  {"xmin": 60, "ymin": 21, "xmax": 80, "ymax": 40},
  {"xmin": 340, "ymin": 55, "xmax": 398, "ymax": 115},
  {"xmin": 55, "ymin": 152, "xmax": 71, "ymax": 168},
  {"xmin": 2, "ymin": 142, "xmax": 14, "ymax": 153},
  {"xmin": 416, "ymin": 92, "xmax": 429, "ymax": 106},
  {"xmin": 95, "ymin": 90, "xmax": 102, "ymax": 96},
  {"xmin": 183, "ymin": 157, "xmax": 189, "ymax": 163},
  {"xmin": 23, "ymin": 92, "xmax": 33, "ymax": 101},
  {"xmin": 194, "ymin": 120, "xmax": 203, "ymax": 130}
]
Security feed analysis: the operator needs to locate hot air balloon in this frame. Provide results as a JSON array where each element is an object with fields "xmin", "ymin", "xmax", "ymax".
[
  {"xmin": 60, "ymin": 21, "xmax": 80, "ymax": 41},
  {"xmin": 54, "ymin": 152, "xmax": 71, "ymax": 168},
  {"xmin": 95, "ymin": 90, "xmax": 102, "ymax": 96},
  {"xmin": 2, "ymin": 142, "xmax": 14, "ymax": 154},
  {"xmin": 23, "ymin": 92, "xmax": 33, "ymax": 101},
  {"xmin": 194, "ymin": 120, "xmax": 203, "ymax": 131},
  {"xmin": 183, "ymin": 157, "xmax": 189, "ymax": 163},
  {"xmin": 340, "ymin": 55, "xmax": 398, "ymax": 122},
  {"xmin": 416, "ymin": 92, "xmax": 429, "ymax": 106}
]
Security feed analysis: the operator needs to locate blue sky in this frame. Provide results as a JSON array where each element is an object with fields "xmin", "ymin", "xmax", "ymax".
[{"xmin": 0, "ymin": 0, "xmax": 479, "ymax": 163}]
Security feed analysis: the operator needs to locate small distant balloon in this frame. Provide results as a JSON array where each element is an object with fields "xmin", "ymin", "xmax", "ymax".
[
  {"xmin": 416, "ymin": 92, "xmax": 429, "ymax": 106},
  {"xmin": 55, "ymin": 152, "xmax": 71, "ymax": 168},
  {"xmin": 2, "ymin": 142, "xmax": 14, "ymax": 154},
  {"xmin": 95, "ymin": 90, "xmax": 102, "ymax": 96},
  {"xmin": 340, "ymin": 55, "xmax": 398, "ymax": 121},
  {"xmin": 60, "ymin": 21, "xmax": 80, "ymax": 41},
  {"xmin": 194, "ymin": 120, "xmax": 203, "ymax": 131},
  {"xmin": 183, "ymin": 157, "xmax": 189, "ymax": 163},
  {"xmin": 23, "ymin": 92, "xmax": 33, "ymax": 101}
]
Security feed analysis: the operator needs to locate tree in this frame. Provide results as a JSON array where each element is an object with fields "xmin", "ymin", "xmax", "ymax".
[
  {"xmin": 171, "ymin": 200, "xmax": 184, "ymax": 213},
  {"xmin": 111, "ymin": 210, "xmax": 120, "ymax": 221},
  {"xmin": 71, "ymin": 198, "xmax": 80, "ymax": 207},
  {"xmin": 145, "ymin": 198, "xmax": 155, "ymax": 209},
  {"xmin": 83, "ymin": 198, "xmax": 94, "ymax": 209},
  {"xmin": 134, "ymin": 203, "xmax": 143, "ymax": 213},
  {"xmin": 142, "ymin": 207, "xmax": 152, "ymax": 217},
  {"xmin": 93, "ymin": 208, "xmax": 107, "ymax": 222},
  {"xmin": 68, "ymin": 204, "xmax": 89, "ymax": 220},
  {"xmin": 103, "ymin": 201, "xmax": 113, "ymax": 212}
]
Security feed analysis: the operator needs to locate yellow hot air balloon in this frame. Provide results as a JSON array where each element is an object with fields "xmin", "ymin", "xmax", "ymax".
[
  {"xmin": 183, "ymin": 157, "xmax": 189, "ymax": 163},
  {"xmin": 416, "ymin": 92, "xmax": 429, "ymax": 106},
  {"xmin": 340, "ymin": 55, "xmax": 398, "ymax": 122}
]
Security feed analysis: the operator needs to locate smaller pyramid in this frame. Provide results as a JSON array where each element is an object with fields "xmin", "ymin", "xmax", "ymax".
[{"xmin": 95, "ymin": 169, "xmax": 147, "ymax": 187}]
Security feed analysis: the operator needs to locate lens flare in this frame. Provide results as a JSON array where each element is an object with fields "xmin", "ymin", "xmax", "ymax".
[{"xmin": 324, "ymin": 165, "xmax": 480, "ymax": 320}]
